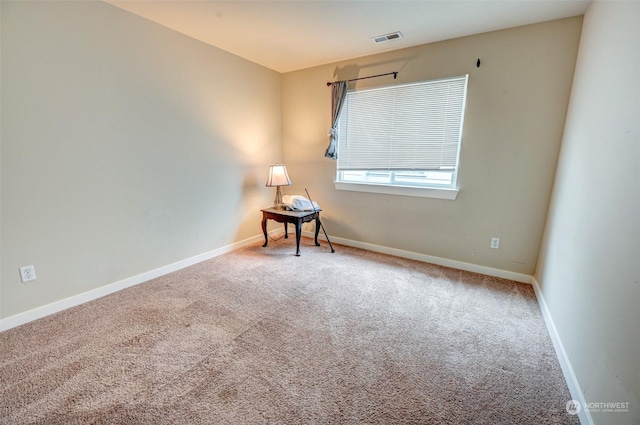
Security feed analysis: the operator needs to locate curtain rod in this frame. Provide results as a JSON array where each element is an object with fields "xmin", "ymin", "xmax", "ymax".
[{"xmin": 326, "ymin": 71, "xmax": 398, "ymax": 87}]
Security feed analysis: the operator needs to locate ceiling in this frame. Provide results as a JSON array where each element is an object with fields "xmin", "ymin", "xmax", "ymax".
[{"xmin": 107, "ymin": 0, "xmax": 591, "ymax": 73}]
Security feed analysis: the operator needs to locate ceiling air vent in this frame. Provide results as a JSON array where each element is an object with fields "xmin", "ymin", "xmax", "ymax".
[{"xmin": 372, "ymin": 31, "xmax": 404, "ymax": 43}]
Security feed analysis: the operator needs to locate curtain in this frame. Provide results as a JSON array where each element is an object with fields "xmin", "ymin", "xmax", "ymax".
[{"xmin": 324, "ymin": 80, "xmax": 348, "ymax": 160}]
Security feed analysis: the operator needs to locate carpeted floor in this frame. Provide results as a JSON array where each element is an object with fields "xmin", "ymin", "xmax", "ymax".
[{"xmin": 0, "ymin": 236, "xmax": 579, "ymax": 424}]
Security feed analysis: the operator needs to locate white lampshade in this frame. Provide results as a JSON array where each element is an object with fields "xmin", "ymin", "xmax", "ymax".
[{"xmin": 266, "ymin": 164, "xmax": 292, "ymax": 187}]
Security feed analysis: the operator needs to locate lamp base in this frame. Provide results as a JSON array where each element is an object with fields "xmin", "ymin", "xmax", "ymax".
[{"xmin": 273, "ymin": 186, "xmax": 284, "ymax": 210}]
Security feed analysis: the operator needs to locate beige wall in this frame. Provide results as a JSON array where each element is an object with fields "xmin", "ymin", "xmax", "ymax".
[
  {"xmin": 0, "ymin": 1, "xmax": 281, "ymax": 318},
  {"xmin": 282, "ymin": 17, "xmax": 582, "ymax": 276},
  {"xmin": 536, "ymin": 2, "xmax": 640, "ymax": 424}
]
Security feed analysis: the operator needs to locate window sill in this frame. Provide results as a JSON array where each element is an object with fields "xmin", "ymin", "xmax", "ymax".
[{"xmin": 334, "ymin": 181, "xmax": 459, "ymax": 200}]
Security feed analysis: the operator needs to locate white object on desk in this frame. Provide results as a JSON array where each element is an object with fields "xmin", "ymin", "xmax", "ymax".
[{"xmin": 282, "ymin": 195, "xmax": 320, "ymax": 211}]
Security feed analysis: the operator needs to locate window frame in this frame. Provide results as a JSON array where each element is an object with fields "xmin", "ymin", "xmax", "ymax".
[{"xmin": 334, "ymin": 75, "xmax": 468, "ymax": 200}]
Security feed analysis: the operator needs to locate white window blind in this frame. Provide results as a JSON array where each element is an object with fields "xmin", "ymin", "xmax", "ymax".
[{"xmin": 337, "ymin": 75, "xmax": 468, "ymax": 189}]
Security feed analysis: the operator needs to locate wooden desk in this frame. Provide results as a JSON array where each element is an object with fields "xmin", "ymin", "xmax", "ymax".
[{"xmin": 261, "ymin": 208, "xmax": 321, "ymax": 256}]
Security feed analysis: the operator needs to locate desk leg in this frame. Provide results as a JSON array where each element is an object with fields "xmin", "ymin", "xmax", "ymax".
[
  {"xmin": 284, "ymin": 222, "xmax": 288, "ymax": 239},
  {"xmin": 295, "ymin": 219, "xmax": 302, "ymax": 256},
  {"xmin": 261, "ymin": 217, "xmax": 268, "ymax": 247},
  {"xmin": 314, "ymin": 215, "xmax": 321, "ymax": 246}
]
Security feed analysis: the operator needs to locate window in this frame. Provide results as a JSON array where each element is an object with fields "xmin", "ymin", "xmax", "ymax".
[{"xmin": 335, "ymin": 75, "xmax": 468, "ymax": 199}]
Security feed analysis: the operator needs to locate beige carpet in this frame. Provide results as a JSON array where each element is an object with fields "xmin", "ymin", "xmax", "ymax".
[{"xmin": 0, "ymin": 237, "xmax": 579, "ymax": 424}]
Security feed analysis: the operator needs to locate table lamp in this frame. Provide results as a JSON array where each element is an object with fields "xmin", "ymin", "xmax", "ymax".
[{"xmin": 266, "ymin": 164, "xmax": 292, "ymax": 210}]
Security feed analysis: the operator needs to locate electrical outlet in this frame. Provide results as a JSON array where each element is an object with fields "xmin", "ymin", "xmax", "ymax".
[
  {"xmin": 491, "ymin": 238, "xmax": 500, "ymax": 249},
  {"xmin": 19, "ymin": 265, "xmax": 37, "ymax": 283}
]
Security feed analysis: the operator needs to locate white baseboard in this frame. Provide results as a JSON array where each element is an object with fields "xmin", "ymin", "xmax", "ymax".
[
  {"xmin": 531, "ymin": 277, "xmax": 593, "ymax": 425},
  {"xmin": 304, "ymin": 231, "xmax": 533, "ymax": 284},
  {"xmin": 0, "ymin": 230, "xmax": 530, "ymax": 333},
  {"xmin": 0, "ymin": 232, "xmax": 280, "ymax": 332}
]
